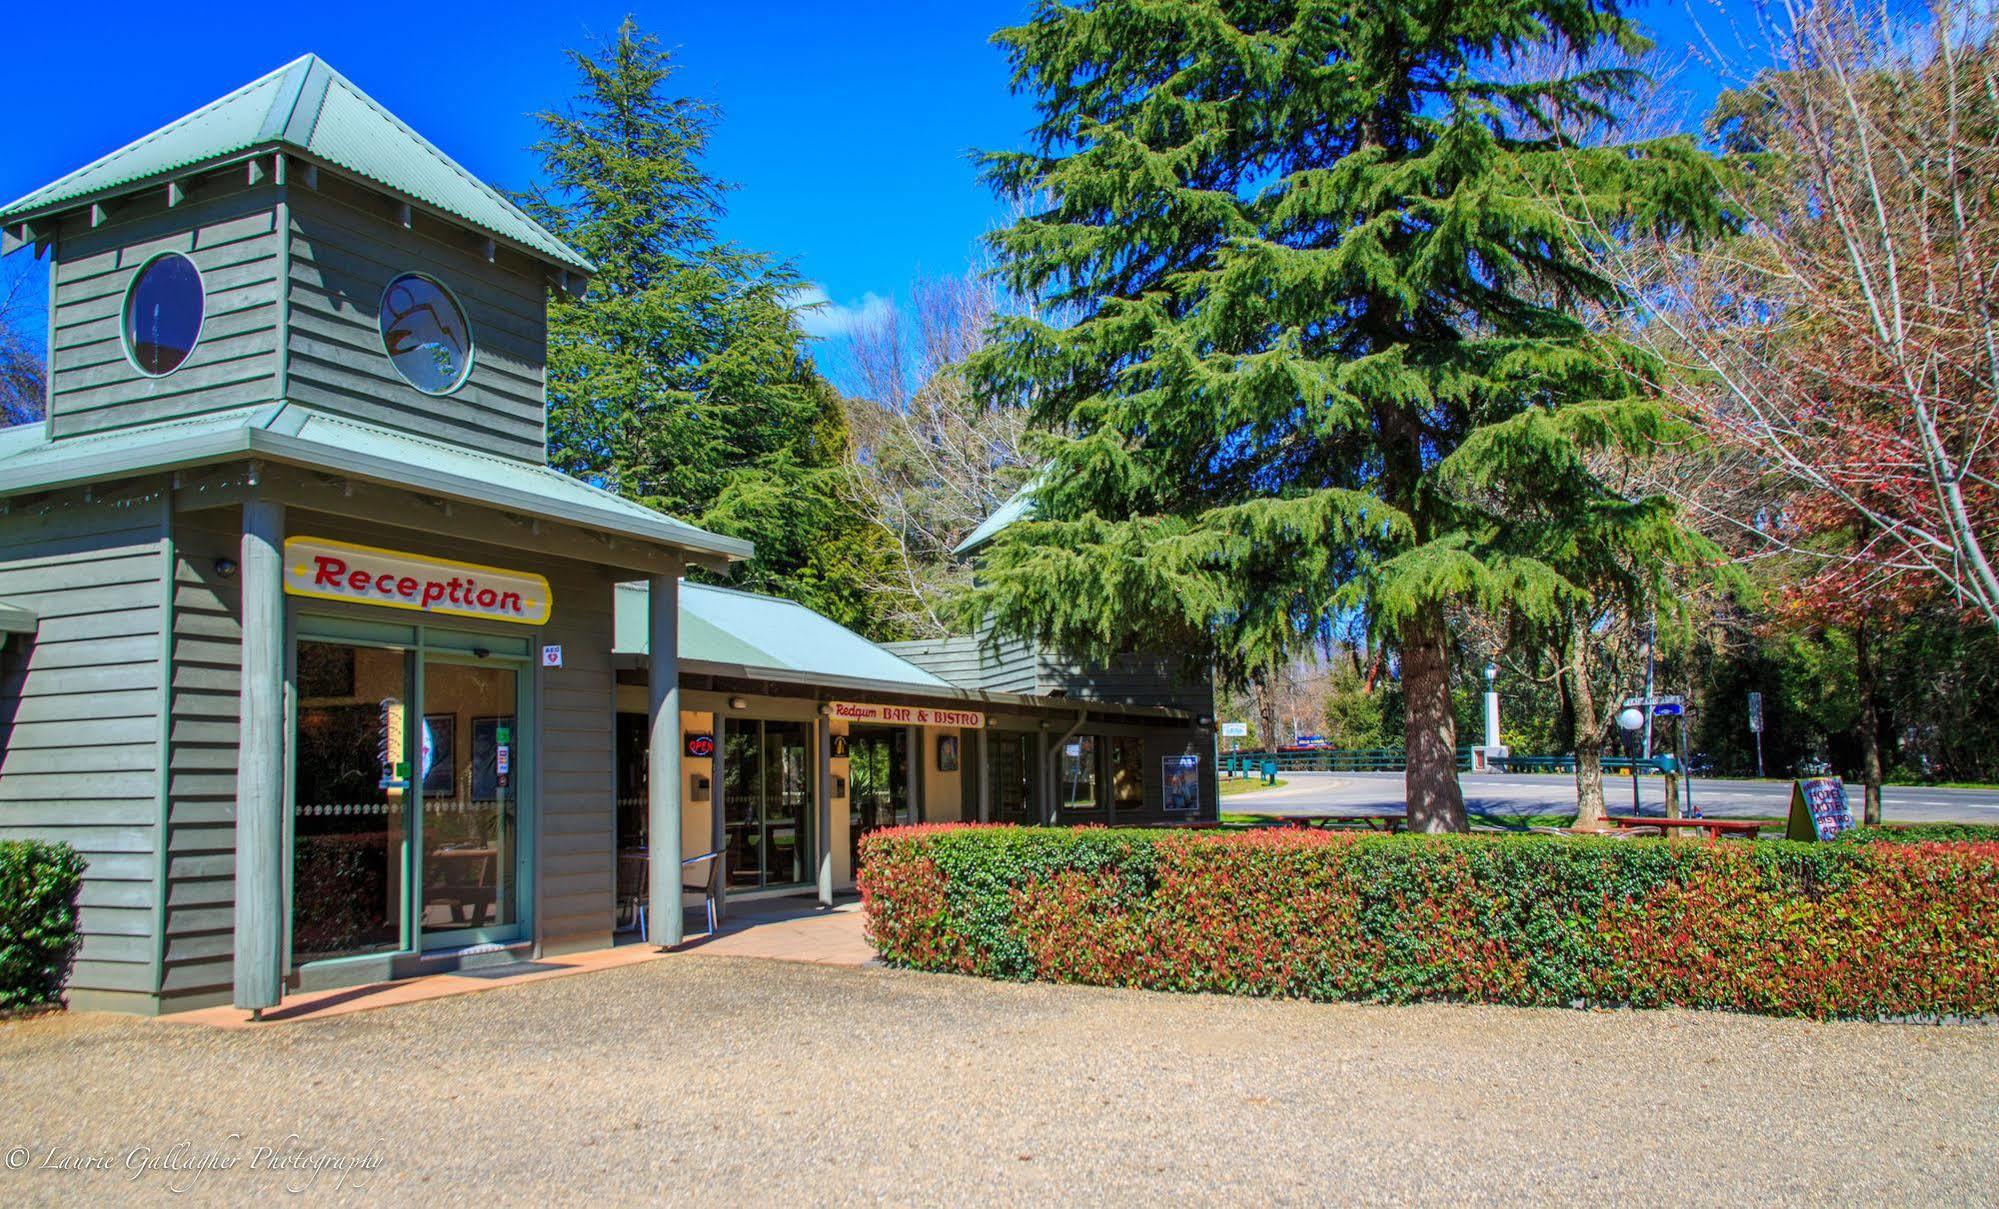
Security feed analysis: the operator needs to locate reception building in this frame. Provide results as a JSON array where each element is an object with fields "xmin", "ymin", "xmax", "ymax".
[{"xmin": 0, "ymin": 56, "xmax": 1216, "ymax": 1016}]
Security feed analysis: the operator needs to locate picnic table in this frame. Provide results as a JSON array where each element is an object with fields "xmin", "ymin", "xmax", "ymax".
[
  {"xmin": 1241, "ymin": 811, "xmax": 1406, "ymax": 833},
  {"xmin": 1604, "ymin": 816, "xmax": 1773, "ymax": 840}
]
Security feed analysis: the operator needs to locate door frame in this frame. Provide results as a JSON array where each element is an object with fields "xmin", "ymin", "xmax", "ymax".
[{"xmin": 284, "ymin": 612, "xmax": 538, "ymax": 979}]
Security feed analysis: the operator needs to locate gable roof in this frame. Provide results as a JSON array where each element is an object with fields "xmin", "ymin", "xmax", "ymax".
[
  {"xmin": 614, "ymin": 581, "xmax": 953, "ymax": 689},
  {"xmin": 953, "ymin": 473, "xmax": 1042, "ymax": 557},
  {"xmin": 0, "ymin": 54, "xmax": 590, "ymax": 274},
  {"xmin": 0, "ymin": 404, "xmax": 749, "ymax": 567}
]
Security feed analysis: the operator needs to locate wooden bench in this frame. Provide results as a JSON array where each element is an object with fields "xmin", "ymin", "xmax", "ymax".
[
  {"xmin": 1239, "ymin": 811, "xmax": 1406, "ymax": 833},
  {"xmin": 1604, "ymin": 816, "xmax": 1773, "ymax": 840}
]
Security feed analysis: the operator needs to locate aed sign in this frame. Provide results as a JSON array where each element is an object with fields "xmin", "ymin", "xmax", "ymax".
[
  {"xmin": 284, "ymin": 537, "xmax": 552, "ymax": 626},
  {"xmin": 826, "ymin": 700, "xmax": 984, "ymax": 729}
]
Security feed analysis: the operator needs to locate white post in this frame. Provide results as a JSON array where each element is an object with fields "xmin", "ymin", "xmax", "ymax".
[
  {"xmin": 234, "ymin": 497, "xmax": 285, "ymax": 1013},
  {"xmin": 1483, "ymin": 690, "xmax": 1501, "ymax": 752},
  {"xmin": 816, "ymin": 720, "xmax": 833, "ymax": 906},
  {"xmin": 646, "ymin": 570, "xmax": 682, "ymax": 948}
]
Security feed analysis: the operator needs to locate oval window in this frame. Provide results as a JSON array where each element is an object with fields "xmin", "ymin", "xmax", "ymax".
[
  {"xmin": 123, "ymin": 252, "xmax": 205, "ymax": 377},
  {"xmin": 379, "ymin": 274, "xmax": 473, "ymax": 394}
]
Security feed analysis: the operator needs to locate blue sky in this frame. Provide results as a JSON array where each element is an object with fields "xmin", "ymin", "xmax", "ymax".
[{"xmin": 1, "ymin": 0, "xmax": 1754, "ymax": 387}]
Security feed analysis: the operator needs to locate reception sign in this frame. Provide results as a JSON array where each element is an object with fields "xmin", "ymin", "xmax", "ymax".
[
  {"xmin": 284, "ymin": 537, "xmax": 552, "ymax": 626},
  {"xmin": 826, "ymin": 700, "xmax": 984, "ymax": 728}
]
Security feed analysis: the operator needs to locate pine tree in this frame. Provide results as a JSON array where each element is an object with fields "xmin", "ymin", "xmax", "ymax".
[
  {"xmin": 524, "ymin": 18, "xmax": 895, "ymax": 630},
  {"xmin": 965, "ymin": 0, "xmax": 1731, "ymax": 830}
]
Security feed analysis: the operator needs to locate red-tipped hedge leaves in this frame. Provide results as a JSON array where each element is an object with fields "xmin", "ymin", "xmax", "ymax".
[{"xmin": 857, "ymin": 826, "xmax": 1999, "ymax": 1019}]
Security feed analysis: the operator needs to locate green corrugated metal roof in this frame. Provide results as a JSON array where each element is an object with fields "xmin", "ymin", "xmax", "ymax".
[
  {"xmin": 0, "ymin": 405, "xmax": 749, "ymax": 564},
  {"xmin": 614, "ymin": 581, "xmax": 953, "ymax": 689},
  {"xmin": 953, "ymin": 473, "xmax": 1042, "ymax": 556},
  {"xmin": 0, "ymin": 55, "xmax": 591, "ymax": 274}
]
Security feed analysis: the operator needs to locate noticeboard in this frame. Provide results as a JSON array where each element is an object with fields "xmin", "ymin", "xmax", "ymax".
[
  {"xmin": 1785, "ymin": 777, "xmax": 1854, "ymax": 841},
  {"xmin": 1162, "ymin": 755, "xmax": 1201, "ymax": 813}
]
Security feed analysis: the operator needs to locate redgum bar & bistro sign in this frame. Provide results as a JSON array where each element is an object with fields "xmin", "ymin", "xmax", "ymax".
[
  {"xmin": 282, "ymin": 536, "xmax": 554, "ymax": 625},
  {"xmin": 827, "ymin": 700, "xmax": 984, "ymax": 728}
]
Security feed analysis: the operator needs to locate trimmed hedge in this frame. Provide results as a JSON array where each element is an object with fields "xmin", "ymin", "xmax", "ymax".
[
  {"xmin": 858, "ymin": 825, "xmax": 1999, "ymax": 1019},
  {"xmin": 0, "ymin": 840, "xmax": 85, "ymax": 1011},
  {"xmin": 1843, "ymin": 822, "xmax": 1999, "ymax": 845}
]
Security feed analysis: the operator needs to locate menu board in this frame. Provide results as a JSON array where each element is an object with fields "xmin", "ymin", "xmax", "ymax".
[
  {"xmin": 1162, "ymin": 755, "xmax": 1202, "ymax": 813},
  {"xmin": 1785, "ymin": 777, "xmax": 1854, "ymax": 841}
]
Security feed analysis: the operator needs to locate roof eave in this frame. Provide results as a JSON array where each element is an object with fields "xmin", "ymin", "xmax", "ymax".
[
  {"xmin": 0, "ymin": 428, "xmax": 750, "ymax": 569},
  {"xmin": 659, "ymin": 656, "xmax": 1189, "ymax": 721},
  {"xmin": 1, "ymin": 146, "xmax": 596, "ymax": 280}
]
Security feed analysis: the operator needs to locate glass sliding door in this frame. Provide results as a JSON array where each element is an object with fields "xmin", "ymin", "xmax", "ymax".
[
  {"xmin": 848, "ymin": 725, "xmax": 912, "ymax": 870},
  {"xmin": 722, "ymin": 719, "xmax": 814, "ymax": 890},
  {"xmin": 418, "ymin": 658, "xmax": 522, "ymax": 943},
  {"xmin": 290, "ymin": 625, "xmax": 532, "ymax": 967},
  {"xmin": 292, "ymin": 641, "xmax": 411, "ymax": 962}
]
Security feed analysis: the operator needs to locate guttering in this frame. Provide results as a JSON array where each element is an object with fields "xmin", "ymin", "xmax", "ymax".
[{"xmin": 658, "ymin": 657, "xmax": 1191, "ymax": 724}]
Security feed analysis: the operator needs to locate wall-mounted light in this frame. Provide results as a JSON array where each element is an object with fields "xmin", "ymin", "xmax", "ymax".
[
  {"xmin": 817, "ymin": 702, "xmax": 831, "ymax": 716},
  {"xmin": 729, "ymin": 696, "xmax": 748, "ymax": 711},
  {"xmin": 213, "ymin": 557, "xmax": 238, "ymax": 580}
]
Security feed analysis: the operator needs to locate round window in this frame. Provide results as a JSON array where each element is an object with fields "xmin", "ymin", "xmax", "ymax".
[
  {"xmin": 123, "ymin": 252, "xmax": 205, "ymax": 377},
  {"xmin": 379, "ymin": 274, "xmax": 473, "ymax": 394}
]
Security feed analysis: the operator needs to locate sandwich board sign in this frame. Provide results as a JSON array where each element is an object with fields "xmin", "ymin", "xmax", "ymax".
[{"xmin": 1785, "ymin": 777, "xmax": 1855, "ymax": 841}]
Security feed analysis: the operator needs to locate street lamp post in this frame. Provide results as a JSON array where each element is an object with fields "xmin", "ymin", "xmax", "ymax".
[
  {"xmin": 1479, "ymin": 661, "xmax": 1507, "ymax": 772},
  {"xmin": 1617, "ymin": 706, "xmax": 1646, "ymax": 816}
]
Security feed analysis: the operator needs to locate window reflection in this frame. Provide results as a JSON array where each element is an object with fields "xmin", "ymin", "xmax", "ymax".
[
  {"xmin": 125, "ymin": 252, "xmax": 204, "ymax": 376},
  {"xmin": 379, "ymin": 273, "xmax": 471, "ymax": 393}
]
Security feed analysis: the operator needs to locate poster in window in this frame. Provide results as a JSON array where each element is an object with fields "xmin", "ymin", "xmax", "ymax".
[
  {"xmin": 1162, "ymin": 754, "xmax": 1201, "ymax": 813},
  {"xmin": 472, "ymin": 716, "xmax": 515, "ymax": 799},
  {"xmin": 937, "ymin": 734, "xmax": 959, "ymax": 772},
  {"xmin": 420, "ymin": 714, "xmax": 456, "ymax": 796}
]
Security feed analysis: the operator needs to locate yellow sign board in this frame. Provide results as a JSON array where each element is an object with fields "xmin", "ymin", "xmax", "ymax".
[
  {"xmin": 827, "ymin": 700, "xmax": 984, "ymax": 729},
  {"xmin": 283, "ymin": 537, "xmax": 552, "ymax": 626}
]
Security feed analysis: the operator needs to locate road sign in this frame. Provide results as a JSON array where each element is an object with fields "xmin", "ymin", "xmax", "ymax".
[
  {"xmin": 1220, "ymin": 721, "xmax": 1249, "ymax": 738},
  {"xmin": 1622, "ymin": 694, "xmax": 1685, "ymax": 717},
  {"xmin": 1747, "ymin": 691, "xmax": 1764, "ymax": 733}
]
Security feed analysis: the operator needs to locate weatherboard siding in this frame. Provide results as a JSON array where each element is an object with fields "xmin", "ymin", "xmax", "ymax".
[
  {"xmin": 285, "ymin": 183, "xmax": 548, "ymax": 462},
  {"xmin": 0, "ymin": 500, "xmax": 169, "ymax": 1005},
  {"xmin": 160, "ymin": 515, "xmax": 245, "ymax": 1003},
  {"xmin": 48, "ymin": 181, "xmax": 282, "ymax": 439}
]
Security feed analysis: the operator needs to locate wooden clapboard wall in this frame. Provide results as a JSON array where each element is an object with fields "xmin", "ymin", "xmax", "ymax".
[
  {"xmin": 0, "ymin": 490, "xmax": 171, "ymax": 1012},
  {"xmin": 46, "ymin": 178, "xmax": 282, "ymax": 439},
  {"xmin": 285, "ymin": 177, "xmax": 549, "ymax": 462}
]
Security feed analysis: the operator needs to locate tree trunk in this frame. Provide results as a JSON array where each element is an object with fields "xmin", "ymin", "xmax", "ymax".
[
  {"xmin": 1401, "ymin": 603, "xmax": 1466, "ymax": 832},
  {"xmin": 1566, "ymin": 623, "xmax": 1609, "ymax": 831},
  {"xmin": 1855, "ymin": 619, "xmax": 1884, "ymax": 825}
]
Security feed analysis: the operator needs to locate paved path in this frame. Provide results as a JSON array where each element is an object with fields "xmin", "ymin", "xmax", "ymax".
[
  {"xmin": 1, "ymin": 958, "xmax": 1993, "ymax": 1204},
  {"xmin": 1225, "ymin": 771, "xmax": 1999, "ymax": 823}
]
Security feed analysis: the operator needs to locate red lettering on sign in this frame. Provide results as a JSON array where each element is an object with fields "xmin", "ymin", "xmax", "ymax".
[
  {"xmin": 375, "ymin": 573, "xmax": 395, "ymax": 595},
  {"xmin": 396, "ymin": 576, "xmax": 418, "ymax": 599},
  {"xmin": 498, "ymin": 590, "xmax": 522, "ymax": 614},
  {"xmin": 421, "ymin": 581, "xmax": 446, "ymax": 607},
  {"xmin": 475, "ymin": 587, "xmax": 497, "ymax": 608},
  {"xmin": 347, "ymin": 569, "xmax": 369, "ymax": 591},
  {"xmin": 312, "ymin": 556, "xmax": 347, "ymax": 587}
]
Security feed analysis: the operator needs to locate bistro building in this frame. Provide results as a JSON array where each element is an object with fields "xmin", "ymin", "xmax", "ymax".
[{"xmin": 0, "ymin": 56, "xmax": 1217, "ymax": 1016}]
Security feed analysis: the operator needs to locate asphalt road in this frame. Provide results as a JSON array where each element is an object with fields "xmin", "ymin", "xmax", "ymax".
[{"xmin": 1226, "ymin": 771, "xmax": 1999, "ymax": 823}]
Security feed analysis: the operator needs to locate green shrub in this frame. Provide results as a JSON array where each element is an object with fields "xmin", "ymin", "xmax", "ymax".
[
  {"xmin": 1841, "ymin": 822, "xmax": 1999, "ymax": 845},
  {"xmin": 0, "ymin": 840, "xmax": 85, "ymax": 1011},
  {"xmin": 858, "ymin": 825, "xmax": 1999, "ymax": 1019}
]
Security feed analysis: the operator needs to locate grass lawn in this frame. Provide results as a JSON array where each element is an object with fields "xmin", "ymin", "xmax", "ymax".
[{"xmin": 1219, "ymin": 777, "xmax": 1286, "ymax": 797}]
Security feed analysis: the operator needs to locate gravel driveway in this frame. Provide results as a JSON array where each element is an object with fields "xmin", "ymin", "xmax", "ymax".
[{"xmin": 0, "ymin": 956, "xmax": 1993, "ymax": 1205}]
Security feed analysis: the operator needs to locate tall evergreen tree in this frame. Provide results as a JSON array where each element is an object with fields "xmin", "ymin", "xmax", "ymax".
[
  {"xmin": 524, "ymin": 18, "xmax": 894, "ymax": 630},
  {"xmin": 965, "ymin": 0, "xmax": 1730, "ymax": 830}
]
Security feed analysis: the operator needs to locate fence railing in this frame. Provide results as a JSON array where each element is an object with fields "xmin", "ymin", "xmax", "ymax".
[{"xmin": 1220, "ymin": 751, "xmax": 1674, "ymax": 776}]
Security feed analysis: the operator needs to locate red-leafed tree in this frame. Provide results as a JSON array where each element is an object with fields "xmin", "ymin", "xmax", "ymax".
[{"xmin": 1604, "ymin": 0, "xmax": 1999, "ymax": 643}]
